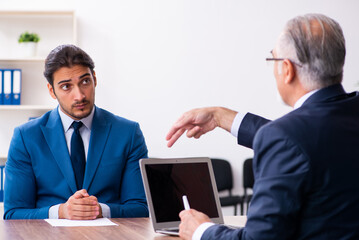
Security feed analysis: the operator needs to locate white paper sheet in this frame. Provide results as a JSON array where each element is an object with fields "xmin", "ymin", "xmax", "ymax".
[{"xmin": 45, "ymin": 218, "xmax": 118, "ymax": 227}]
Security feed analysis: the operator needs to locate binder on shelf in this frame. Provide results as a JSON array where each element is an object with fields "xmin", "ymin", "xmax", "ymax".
[
  {"xmin": 0, "ymin": 69, "xmax": 3, "ymax": 105},
  {"xmin": 3, "ymin": 70, "xmax": 12, "ymax": 105},
  {"xmin": 12, "ymin": 69, "xmax": 22, "ymax": 105}
]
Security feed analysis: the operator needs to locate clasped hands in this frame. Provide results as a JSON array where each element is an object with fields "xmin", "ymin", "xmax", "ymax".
[{"xmin": 59, "ymin": 189, "xmax": 102, "ymax": 220}]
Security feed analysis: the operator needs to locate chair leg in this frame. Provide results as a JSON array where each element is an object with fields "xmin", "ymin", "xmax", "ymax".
[
  {"xmin": 234, "ymin": 205, "xmax": 237, "ymax": 215},
  {"xmin": 240, "ymin": 202, "xmax": 244, "ymax": 215}
]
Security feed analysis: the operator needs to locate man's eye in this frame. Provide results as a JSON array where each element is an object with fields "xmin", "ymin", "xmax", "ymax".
[
  {"xmin": 61, "ymin": 84, "xmax": 69, "ymax": 90},
  {"xmin": 82, "ymin": 79, "xmax": 90, "ymax": 84}
]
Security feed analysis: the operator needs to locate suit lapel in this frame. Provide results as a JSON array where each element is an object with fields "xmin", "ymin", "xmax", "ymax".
[
  {"xmin": 40, "ymin": 108, "xmax": 78, "ymax": 193},
  {"xmin": 83, "ymin": 107, "xmax": 112, "ymax": 190}
]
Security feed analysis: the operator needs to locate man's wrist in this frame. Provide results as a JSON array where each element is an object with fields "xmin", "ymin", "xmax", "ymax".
[
  {"xmin": 214, "ymin": 107, "xmax": 238, "ymax": 132},
  {"xmin": 97, "ymin": 203, "xmax": 103, "ymax": 218},
  {"xmin": 58, "ymin": 203, "xmax": 65, "ymax": 219}
]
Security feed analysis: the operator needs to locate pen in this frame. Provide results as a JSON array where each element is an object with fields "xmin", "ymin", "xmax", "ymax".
[{"xmin": 182, "ymin": 195, "xmax": 190, "ymax": 210}]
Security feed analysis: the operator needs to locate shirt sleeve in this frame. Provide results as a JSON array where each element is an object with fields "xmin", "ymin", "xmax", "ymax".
[
  {"xmin": 100, "ymin": 203, "xmax": 111, "ymax": 218},
  {"xmin": 192, "ymin": 222, "xmax": 216, "ymax": 240},
  {"xmin": 230, "ymin": 112, "xmax": 246, "ymax": 138},
  {"xmin": 48, "ymin": 204, "xmax": 60, "ymax": 219}
]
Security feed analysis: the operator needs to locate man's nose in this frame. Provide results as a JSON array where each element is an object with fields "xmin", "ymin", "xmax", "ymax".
[{"xmin": 73, "ymin": 86, "xmax": 85, "ymax": 101}]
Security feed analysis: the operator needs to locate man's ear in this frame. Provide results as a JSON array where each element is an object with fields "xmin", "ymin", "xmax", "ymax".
[
  {"xmin": 47, "ymin": 83, "xmax": 57, "ymax": 99},
  {"xmin": 92, "ymin": 70, "xmax": 97, "ymax": 87},
  {"xmin": 282, "ymin": 59, "xmax": 296, "ymax": 85}
]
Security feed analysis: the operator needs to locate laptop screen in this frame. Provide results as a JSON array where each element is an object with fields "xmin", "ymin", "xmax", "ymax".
[{"xmin": 145, "ymin": 162, "xmax": 219, "ymax": 223}]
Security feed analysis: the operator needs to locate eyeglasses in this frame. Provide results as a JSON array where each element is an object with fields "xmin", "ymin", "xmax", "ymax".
[
  {"xmin": 265, "ymin": 57, "xmax": 286, "ymax": 62},
  {"xmin": 265, "ymin": 51, "xmax": 303, "ymax": 68}
]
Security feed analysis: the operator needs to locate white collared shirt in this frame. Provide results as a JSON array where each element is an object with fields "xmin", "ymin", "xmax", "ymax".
[
  {"xmin": 49, "ymin": 106, "xmax": 111, "ymax": 219},
  {"xmin": 293, "ymin": 89, "xmax": 318, "ymax": 109},
  {"xmin": 58, "ymin": 106, "xmax": 94, "ymax": 160}
]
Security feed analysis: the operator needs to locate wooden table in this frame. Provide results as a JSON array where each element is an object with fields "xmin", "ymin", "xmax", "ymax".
[{"xmin": 0, "ymin": 216, "xmax": 247, "ymax": 240}]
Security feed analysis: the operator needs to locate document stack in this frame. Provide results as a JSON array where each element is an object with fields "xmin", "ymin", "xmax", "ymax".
[{"xmin": 0, "ymin": 69, "xmax": 22, "ymax": 105}]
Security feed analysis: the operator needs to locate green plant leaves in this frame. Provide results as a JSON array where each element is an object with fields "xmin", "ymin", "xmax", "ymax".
[{"xmin": 18, "ymin": 32, "xmax": 40, "ymax": 43}]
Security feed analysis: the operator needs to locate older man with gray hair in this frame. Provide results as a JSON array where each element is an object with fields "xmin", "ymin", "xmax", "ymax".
[{"xmin": 166, "ymin": 13, "xmax": 359, "ymax": 239}]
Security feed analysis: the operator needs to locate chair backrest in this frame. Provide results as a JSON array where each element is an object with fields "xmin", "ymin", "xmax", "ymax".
[
  {"xmin": 243, "ymin": 158, "xmax": 254, "ymax": 189},
  {"xmin": 211, "ymin": 158, "xmax": 233, "ymax": 192}
]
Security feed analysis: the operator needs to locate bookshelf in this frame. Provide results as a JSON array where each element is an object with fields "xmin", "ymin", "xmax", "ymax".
[
  {"xmin": 0, "ymin": 10, "xmax": 76, "ymax": 157},
  {"xmin": 0, "ymin": 57, "xmax": 45, "ymax": 62},
  {"xmin": 0, "ymin": 105, "xmax": 54, "ymax": 111},
  {"xmin": 0, "ymin": 10, "xmax": 77, "ymax": 58}
]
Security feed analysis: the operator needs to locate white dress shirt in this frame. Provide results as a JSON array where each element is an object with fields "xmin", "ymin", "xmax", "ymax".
[
  {"xmin": 192, "ymin": 90, "xmax": 318, "ymax": 240},
  {"xmin": 48, "ymin": 106, "xmax": 111, "ymax": 219}
]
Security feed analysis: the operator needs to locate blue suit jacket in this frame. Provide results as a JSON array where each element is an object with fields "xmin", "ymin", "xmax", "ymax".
[
  {"xmin": 4, "ymin": 106, "xmax": 149, "ymax": 219},
  {"xmin": 203, "ymin": 84, "xmax": 359, "ymax": 239}
]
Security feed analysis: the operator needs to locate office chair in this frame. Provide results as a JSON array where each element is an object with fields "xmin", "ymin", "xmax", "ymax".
[
  {"xmin": 242, "ymin": 158, "xmax": 254, "ymax": 214},
  {"xmin": 211, "ymin": 158, "xmax": 243, "ymax": 215}
]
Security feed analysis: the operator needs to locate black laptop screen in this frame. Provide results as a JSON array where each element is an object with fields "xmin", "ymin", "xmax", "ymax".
[{"xmin": 145, "ymin": 162, "xmax": 219, "ymax": 223}]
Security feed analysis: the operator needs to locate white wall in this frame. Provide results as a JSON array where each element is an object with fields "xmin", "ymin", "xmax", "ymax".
[{"xmin": 1, "ymin": 0, "xmax": 359, "ymax": 201}]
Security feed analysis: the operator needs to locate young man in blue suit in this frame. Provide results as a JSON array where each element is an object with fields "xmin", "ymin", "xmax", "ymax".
[
  {"xmin": 166, "ymin": 14, "xmax": 359, "ymax": 239},
  {"xmin": 4, "ymin": 45, "xmax": 148, "ymax": 220}
]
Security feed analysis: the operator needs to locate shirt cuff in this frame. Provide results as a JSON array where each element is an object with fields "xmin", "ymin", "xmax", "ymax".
[
  {"xmin": 192, "ymin": 222, "xmax": 215, "ymax": 240},
  {"xmin": 230, "ymin": 112, "xmax": 246, "ymax": 138},
  {"xmin": 49, "ymin": 204, "xmax": 61, "ymax": 219},
  {"xmin": 100, "ymin": 203, "xmax": 111, "ymax": 218}
]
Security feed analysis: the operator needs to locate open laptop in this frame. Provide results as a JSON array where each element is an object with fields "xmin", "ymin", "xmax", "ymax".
[{"xmin": 140, "ymin": 157, "xmax": 224, "ymax": 236}]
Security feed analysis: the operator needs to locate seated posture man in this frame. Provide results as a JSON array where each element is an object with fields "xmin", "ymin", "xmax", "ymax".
[
  {"xmin": 166, "ymin": 14, "xmax": 359, "ymax": 239},
  {"xmin": 4, "ymin": 45, "xmax": 148, "ymax": 220}
]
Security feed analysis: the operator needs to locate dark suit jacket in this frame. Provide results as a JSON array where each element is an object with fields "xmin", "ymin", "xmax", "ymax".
[
  {"xmin": 4, "ymin": 106, "xmax": 149, "ymax": 219},
  {"xmin": 203, "ymin": 84, "xmax": 359, "ymax": 239}
]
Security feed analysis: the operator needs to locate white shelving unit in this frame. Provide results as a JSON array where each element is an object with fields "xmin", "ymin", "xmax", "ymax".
[
  {"xmin": 0, "ymin": 10, "xmax": 77, "ymax": 59},
  {"xmin": 0, "ymin": 10, "xmax": 76, "ymax": 157},
  {"xmin": 0, "ymin": 57, "xmax": 45, "ymax": 62},
  {"xmin": 0, "ymin": 105, "xmax": 54, "ymax": 111}
]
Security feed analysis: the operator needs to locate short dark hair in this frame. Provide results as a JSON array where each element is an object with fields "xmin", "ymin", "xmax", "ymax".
[{"xmin": 44, "ymin": 44, "xmax": 95, "ymax": 86}]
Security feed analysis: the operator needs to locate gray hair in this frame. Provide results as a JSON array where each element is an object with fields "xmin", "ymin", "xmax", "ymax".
[{"xmin": 276, "ymin": 13, "xmax": 346, "ymax": 90}]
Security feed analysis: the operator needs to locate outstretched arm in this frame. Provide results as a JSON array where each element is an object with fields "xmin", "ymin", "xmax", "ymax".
[{"xmin": 166, "ymin": 107, "xmax": 238, "ymax": 147}]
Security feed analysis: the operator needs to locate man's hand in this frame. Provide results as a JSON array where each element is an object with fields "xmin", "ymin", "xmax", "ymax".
[
  {"xmin": 59, "ymin": 189, "xmax": 102, "ymax": 220},
  {"xmin": 166, "ymin": 107, "xmax": 237, "ymax": 147},
  {"xmin": 179, "ymin": 209, "xmax": 212, "ymax": 240}
]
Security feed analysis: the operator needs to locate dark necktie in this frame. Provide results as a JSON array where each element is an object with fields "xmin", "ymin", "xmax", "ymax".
[{"xmin": 70, "ymin": 121, "xmax": 86, "ymax": 190}]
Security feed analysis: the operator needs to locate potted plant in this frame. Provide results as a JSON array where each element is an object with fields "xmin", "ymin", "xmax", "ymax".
[{"xmin": 18, "ymin": 31, "xmax": 40, "ymax": 57}]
